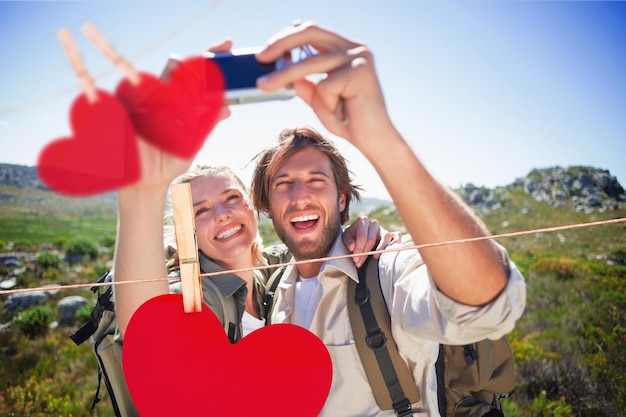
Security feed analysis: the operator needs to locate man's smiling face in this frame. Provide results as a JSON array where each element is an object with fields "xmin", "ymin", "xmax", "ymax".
[{"xmin": 268, "ymin": 147, "xmax": 346, "ymax": 262}]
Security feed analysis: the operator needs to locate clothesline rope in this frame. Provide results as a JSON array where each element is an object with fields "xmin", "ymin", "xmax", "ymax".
[
  {"xmin": 0, "ymin": 0, "xmax": 222, "ymax": 115},
  {"xmin": 1, "ymin": 217, "xmax": 624, "ymax": 296}
]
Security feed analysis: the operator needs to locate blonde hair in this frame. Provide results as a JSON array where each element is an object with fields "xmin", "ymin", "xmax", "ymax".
[{"xmin": 164, "ymin": 165, "xmax": 265, "ymax": 272}]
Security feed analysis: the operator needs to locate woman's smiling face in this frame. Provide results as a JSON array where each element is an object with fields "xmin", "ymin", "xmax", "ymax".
[{"xmin": 190, "ymin": 173, "xmax": 258, "ymax": 270}]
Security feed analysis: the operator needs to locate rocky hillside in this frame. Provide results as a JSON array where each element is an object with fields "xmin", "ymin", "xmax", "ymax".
[
  {"xmin": 1, "ymin": 163, "xmax": 624, "ymax": 215},
  {"xmin": 457, "ymin": 166, "xmax": 625, "ymax": 214},
  {"xmin": 0, "ymin": 164, "xmax": 117, "ymax": 212},
  {"xmin": 0, "ymin": 163, "xmax": 46, "ymax": 189}
]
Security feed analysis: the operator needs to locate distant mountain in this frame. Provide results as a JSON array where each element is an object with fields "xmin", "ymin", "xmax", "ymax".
[
  {"xmin": 1, "ymin": 163, "xmax": 624, "ymax": 215},
  {"xmin": 352, "ymin": 195, "xmax": 392, "ymax": 215},
  {"xmin": 0, "ymin": 164, "xmax": 118, "ymax": 217},
  {"xmin": 0, "ymin": 163, "xmax": 46, "ymax": 189}
]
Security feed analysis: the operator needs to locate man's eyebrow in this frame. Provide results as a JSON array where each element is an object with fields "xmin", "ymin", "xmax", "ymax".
[
  {"xmin": 271, "ymin": 173, "xmax": 288, "ymax": 184},
  {"xmin": 311, "ymin": 170, "xmax": 332, "ymax": 178},
  {"xmin": 272, "ymin": 169, "xmax": 331, "ymax": 183}
]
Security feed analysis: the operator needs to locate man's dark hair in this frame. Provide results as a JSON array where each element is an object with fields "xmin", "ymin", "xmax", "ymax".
[{"xmin": 251, "ymin": 126, "xmax": 362, "ymax": 224}]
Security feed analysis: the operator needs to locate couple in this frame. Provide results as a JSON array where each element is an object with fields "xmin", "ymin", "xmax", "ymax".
[{"xmin": 113, "ymin": 22, "xmax": 526, "ymax": 417}]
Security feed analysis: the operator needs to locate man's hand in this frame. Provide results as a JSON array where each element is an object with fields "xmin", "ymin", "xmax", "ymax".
[{"xmin": 256, "ymin": 22, "xmax": 394, "ymax": 146}]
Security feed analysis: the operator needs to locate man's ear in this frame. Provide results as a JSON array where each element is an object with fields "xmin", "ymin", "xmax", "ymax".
[{"xmin": 338, "ymin": 192, "xmax": 347, "ymax": 213}]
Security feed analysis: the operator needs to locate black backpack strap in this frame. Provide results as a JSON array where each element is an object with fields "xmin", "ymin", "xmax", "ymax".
[
  {"xmin": 227, "ymin": 322, "xmax": 237, "ymax": 344},
  {"xmin": 91, "ymin": 364, "xmax": 104, "ymax": 410},
  {"xmin": 70, "ymin": 272, "xmax": 114, "ymax": 345},
  {"xmin": 435, "ymin": 343, "xmax": 446, "ymax": 417},
  {"xmin": 348, "ymin": 256, "xmax": 420, "ymax": 417},
  {"xmin": 262, "ymin": 265, "xmax": 287, "ymax": 322},
  {"xmin": 463, "ymin": 344, "xmax": 479, "ymax": 365}
]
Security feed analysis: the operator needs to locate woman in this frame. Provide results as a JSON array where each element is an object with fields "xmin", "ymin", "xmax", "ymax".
[{"xmin": 113, "ymin": 140, "xmax": 396, "ymax": 340}]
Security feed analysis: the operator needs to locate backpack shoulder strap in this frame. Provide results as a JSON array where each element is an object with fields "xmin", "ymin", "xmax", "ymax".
[
  {"xmin": 68, "ymin": 272, "xmax": 139, "ymax": 417},
  {"xmin": 347, "ymin": 256, "xmax": 421, "ymax": 416},
  {"xmin": 170, "ymin": 273, "xmax": 245, "ymax": 343},
  {"xmin": 262, "ymin": 265, "xmax": 287, "ymax": 323},
  {"xmin": 70, "ymin": 271, "xmax": 114, "ymax": 345},
  {"xmin": 200, "ymin": 277, "xmax": 244, "ymax": 344}
]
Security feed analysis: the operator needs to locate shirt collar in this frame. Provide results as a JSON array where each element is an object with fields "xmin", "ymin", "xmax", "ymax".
[
  {"xmin": 198, "ymin": 251, "xmax": 247, "ymax": 298},
  {"xmin": 278, "ymin": 228, "xmax": 359, "ymax": 287},
  {"xmin": 322, "ymin": 230, "xmax": 359, "ymax": 283}
]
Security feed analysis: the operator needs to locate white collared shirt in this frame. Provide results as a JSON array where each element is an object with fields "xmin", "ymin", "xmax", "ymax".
[
  {"xmin": 270, "ymin": 234, "xmax": 526, "ymax": 417},
  {"xmin": 241, "ymin": 311, "xmax": 265, "ymax": 336}
]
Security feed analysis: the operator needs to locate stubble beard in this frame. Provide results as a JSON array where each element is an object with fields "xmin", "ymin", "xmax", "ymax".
[{"xmin": 273, "ymin": 211, "xmax": 341, "ymax": 261}]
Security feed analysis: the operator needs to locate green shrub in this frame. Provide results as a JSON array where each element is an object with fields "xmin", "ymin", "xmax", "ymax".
[
  {"xmin": 0, "ymin": 375, "xmax": 86, "ymax": 416},
  {"xmin": 526, "ymin": 390, "xmax": 573, "ymax": 417},
  {"xmin": 608, "ymin": 247, "xmax": 626, "ymax": 265},
  {"xmin": 91, "ymin": 262, "xmax": 110, "ymax": 278},
  {"xmin": 529, "ymin": 257, "xmax": 585, "ymax": 280},
  {"xmin": 41, "ymin": 268, "xmax": 60, "ymax": 281},
  {"xmin": 13, "ymin": 239, "xmax": 34, "ymax": 252},
  {"xmin": 508, "ymin": 330, "xmax": 560, "ymax": 363},
  {"xmin": 17, "ymin": 306, "xmax": 54, "ymax": 339},
  {"xmin": 99, "ymin": 235, "xmax": 116, "ymax": 249},
  {"xmin": 15, "ymin": 271, "xmax": 38, "ymax": 290},
  {"xmin": 52, "ymin": 236, "xmax": 68, "ymax": 251},
  {"xmin": 65, "ymin": 237, "xmax": 99, "ymax": 262},
  {"xmin": 501, "ymin": 400, "xmax": 522, "ymax": 417},
  {"xmin": 75, "ymin": 303, "xmax": 94, "ymax": 324},
  {"xmin": 36, "ymin": 251, "xmax": 62, "ymax": 270},
  {"xmin": 0, "ymin": 239, "xmax": 5, "ymax": 251}
]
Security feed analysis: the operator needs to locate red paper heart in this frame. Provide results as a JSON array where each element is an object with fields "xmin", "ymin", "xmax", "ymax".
[
  {"xmin": 123, "ymin": 294, "xmax": 332, "ymax": 417},
  {"xmin": 115, "ymin": 56, "xmax": 225, "ymax": 159},
  {"xmin": 37, "ymin": 90, "xmax": 140, "ymax": 196}
]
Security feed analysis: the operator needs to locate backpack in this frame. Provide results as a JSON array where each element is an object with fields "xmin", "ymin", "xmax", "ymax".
[
  {"xmin": 69, "ymin": 272, "xmax": 139, "ymax": 417},
  {"xmin": 263, "ymin": 256, "xmax": 516, "ymax": 417},
  {"xmin": 69, "ymin": 264, "xmax": 250, "ymax": 417}
]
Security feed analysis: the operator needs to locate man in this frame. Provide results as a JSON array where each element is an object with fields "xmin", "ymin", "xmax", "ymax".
[{"xmin": 250, "ymin": 22, "xmax": 526, "ymax": 416}]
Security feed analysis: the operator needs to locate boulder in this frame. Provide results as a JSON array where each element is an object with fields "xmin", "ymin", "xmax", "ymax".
[
  {"xmin": 3, "ymin": 290, "xmax": 53, "ymax": 316},
  {"xmin": 0, "ymin": 277, "xmax": 17, "ymax": 290},
  {"xmin": 57, "ymin": 296, "xmax": 89, "ymax": 325}
]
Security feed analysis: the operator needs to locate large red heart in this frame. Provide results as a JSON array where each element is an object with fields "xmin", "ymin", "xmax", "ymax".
[
  {"xmin": 115, "ymin": 56, "xmax": 225, "ymax": 159},
  {"xmin": 37, "ymin": 90, "xmax": 140, "ymax": 196},
  {"xmin": 123, "ymin": 294, "xmax": 332, "ymax": 417}
]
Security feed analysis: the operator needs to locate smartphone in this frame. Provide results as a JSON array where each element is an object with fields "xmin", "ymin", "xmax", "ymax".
[{"xmin": 202, "ymin": 48, "xmax": 296, "ymax": 105}]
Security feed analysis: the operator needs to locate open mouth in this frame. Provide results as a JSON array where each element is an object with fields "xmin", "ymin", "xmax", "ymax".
[
  {"xmin": 290, "ymin": 214, "xmax": 319, "ymax": 230},
  {"xmin": 215, "ymin": 224, "xmax": 242, "ymax": 240}
]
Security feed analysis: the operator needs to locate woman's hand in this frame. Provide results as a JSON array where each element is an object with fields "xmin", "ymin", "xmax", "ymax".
[
  {"xmin": 343, "ymin": 216, "xmax": 401, "ymax": 268},
  {"xmin": 161, "ymin": 38, "xmax": 233, "ymax": 123}
]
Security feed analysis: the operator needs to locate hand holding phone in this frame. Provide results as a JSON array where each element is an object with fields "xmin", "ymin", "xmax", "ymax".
[
  {"xmin": 162, "ymin": 46, "xmax": 316, "ymax": 105},
  {"xmin": 203, "ymin": 47, "xmax": 296, "ymax": 105}
]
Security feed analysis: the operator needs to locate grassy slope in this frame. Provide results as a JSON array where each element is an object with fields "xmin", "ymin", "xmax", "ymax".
[
  {"xmin": 365, "ymin": 186, "xmax": 626, "ymax": 416},
  {"xmin": 1, "ymin": 184, "xmax": 625, "ymax": 416},
  {"xmin": 0, "ymin": 186, "xmax": 118, "ymax": 246}
]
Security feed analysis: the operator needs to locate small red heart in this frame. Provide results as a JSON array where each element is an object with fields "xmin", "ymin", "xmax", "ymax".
[
  {"xmin": 37, "ymin": 90, "xmax": 140, "ymax": 196},
  {"xmin": 115, "ymin": 57, "xmax": 225, "ymax": 159},
  {"xmin": 123, "ymin": 294, "xmax": 332, "ymax": 417}
]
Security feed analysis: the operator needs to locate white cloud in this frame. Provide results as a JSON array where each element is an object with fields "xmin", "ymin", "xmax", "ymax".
[{"xmin": 0, "ymin": 120, "xmax": 8, "ymax": 127}]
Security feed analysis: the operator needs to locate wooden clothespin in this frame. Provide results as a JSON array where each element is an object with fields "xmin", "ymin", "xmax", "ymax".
[
  {"xmin": 81, "ymin": 22, "xmax": 141, "ymax": 86},
  {"xmin": 171, "ymin": 183, "xmax": 203, "ymax": 313},
  {"xmin": 57, "ymin": 28, "xmax": 99, "ymax": 103}
]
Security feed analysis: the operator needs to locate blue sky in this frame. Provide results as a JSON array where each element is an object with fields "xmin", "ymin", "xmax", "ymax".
[{"xmin": 0, "ymin": 0, "xmax": 624, "ymax": 200}]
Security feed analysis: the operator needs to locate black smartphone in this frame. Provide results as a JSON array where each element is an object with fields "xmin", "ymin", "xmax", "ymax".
[{"xmin": 203, "ymin": 48, "xmax": 296, "ymax": 105}]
